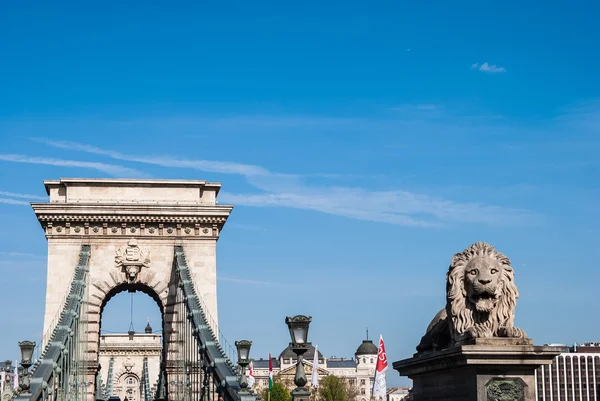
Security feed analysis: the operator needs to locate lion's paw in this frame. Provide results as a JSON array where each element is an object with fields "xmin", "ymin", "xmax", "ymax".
[
  {"xmin": 498, "ymin": 326, "xmax": 527, "ymax": 338},
  {"xmin": 466, "ymin": 326, "xmax": 493, "ymax": 339}
]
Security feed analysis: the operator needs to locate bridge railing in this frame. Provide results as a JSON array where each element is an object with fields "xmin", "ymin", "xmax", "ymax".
[
  {"xmin": 29, "ymin": 249, "xmax": 93, "ymax": 374},
  {"xmin": 16, "ymin": 244, "xmax": 254, "ymax": 401},
  {"xmin": 16, "ymin": 245, "xmax": 91, "ymax": 401},
  {"xmin": 172, "ymin": 246, "xmax": 254, "ymax": 401}
]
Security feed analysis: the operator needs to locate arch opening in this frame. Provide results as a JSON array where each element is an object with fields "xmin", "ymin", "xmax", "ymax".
[{"xmin": 98, "ymin": 283, "xmax": 165, "ymax": 401}]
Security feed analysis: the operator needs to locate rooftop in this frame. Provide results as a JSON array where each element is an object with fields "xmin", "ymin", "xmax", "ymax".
[
  {"xmin": 252, "ymin": 358, "xmax": 280, "ymax": 369},
  {"xmin": 41, "ymin": 178, "xmax": 223, "ymax": 204},
  {"xmin": 327, "ymin": 359, "xmax": 357, "ymax": 368}
]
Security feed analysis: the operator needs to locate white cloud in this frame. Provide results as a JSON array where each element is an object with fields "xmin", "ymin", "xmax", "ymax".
[
  {"xmin": 34, "ymin": 138, "xmax": 534, "ymax": 227},
  {"xmin": 0, "ymin": 251, "xmax": 45, "ymax": 258},
  {"xmin": 225, "ymin": 223, "xmax": 265, "ymax": 231},
  {"xmin": 0, "ymin": 191, "xmax": 46, "ymax": 200},
  {"xmin": 471, "ymin": 62, "xmax": 506, "ymax": 73},
  {"xmin": 30, "ymin": 139, "xmax": 269, "ymax": 177},
  {"xmin": 0, "ymin": 198, "xmax": 30, "ymax": 206},
  {"xmin": 0, "ymin": 154, "xmax": 148, "ymax": 177},
  {"xmin": 219, "ymin": 189, "xmax": 534, "ymax": 228},
  {"xmin": 217, "ymin": 276, "xmax": 282, "ymax": 286}
]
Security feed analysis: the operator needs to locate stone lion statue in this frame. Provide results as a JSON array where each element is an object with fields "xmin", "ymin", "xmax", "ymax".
[{"xmin": 416, "ymin": 242, "xmax": 527, "ymax": 352}]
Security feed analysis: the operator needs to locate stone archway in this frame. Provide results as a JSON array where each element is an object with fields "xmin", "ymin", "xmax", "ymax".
[
  {"xmin": 114, "ymin": 371, "xmax": 141, "ymax": 401},
  {"xmin": 97, "ymin": 281, "xmax": 165, "ymax": 400},
  {"xmin": 90, "ymin": 257, "xmax": 171, "ymax": 354},
  {"xmin": 32, "ymin": 178, "xmax": 233, "ymax": 399}
]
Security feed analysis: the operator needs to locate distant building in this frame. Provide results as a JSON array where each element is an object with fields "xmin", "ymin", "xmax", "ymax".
[
  {"xmin": 535, "ymin": 342, "xmax": 600, "ymax": 400},
  {"xmin": 0, "ymin": 371, "xmax": 8, "ymax": 394},
  {"xmin": 98, "ymin": 322, "xmax": 161, "ymax": 401},
  {"xmin": 387, "ymin": 386, "xmax": 411, "ymax": 401},
  {"xmin": 252, "ymin": 338, "xmax": 379, "ymax": 401},
  {"xmin": 0, "ymin": 367, "xmax": 17, "ymax": 399}
]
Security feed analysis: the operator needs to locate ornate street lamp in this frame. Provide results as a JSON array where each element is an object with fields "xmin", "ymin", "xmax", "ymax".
[
  {"xmin": 185, "ymin": 362, "xmax": 192, "ymax": 401},
  {"xmin": 155, "ymin": 370, "xmax": 167, "ymax": 401},
  {"xmin": 2, "ymin": 360, "xmax": 12, "ymax": 398},
  {"xmin": 285, "ymin": 316, "xmax": 312, "ymax": 401},
  {"xmin": 94, "ymin": 364, "xmax": 104, "ymax": 401},
  {"xmin": 18, "ymin": 341, "xmax": 35, "ymax": 394},
  {"xmin": 235, "ymin": 340, "xmax": 252, "ymax": 393}
]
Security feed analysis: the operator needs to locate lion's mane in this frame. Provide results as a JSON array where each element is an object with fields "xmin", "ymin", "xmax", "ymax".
[{"xmin": 446, "ymin": 241, "xmax": 519, "ymax": 342}]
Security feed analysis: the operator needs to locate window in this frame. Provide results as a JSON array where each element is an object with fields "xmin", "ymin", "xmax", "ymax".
[
  {"xmin": 362, "ymin": 358, "xmax": 366, "ymax": 363},
  {"xmin": 127, "ymin": 377, "xmax": 136, "ymax": 385},
  {"xmin": 370, "ymin": 358, "xmax": 374, "ymax": 363},
  {"xmin": 361, "ymin": 389, "xmax": 365, "ymax": 395},
  {"xmin": 360, "ymin": 379, "xmax": 366, "ymax": 386}
]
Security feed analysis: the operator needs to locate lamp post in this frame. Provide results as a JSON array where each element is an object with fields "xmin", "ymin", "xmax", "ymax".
[
  {"xmin": 235, "ymin": 340, "xmax": 252, "ymax": 394},
  {"xmin": 2, "ymin": 360, "xmax": 12, "ymax": 397},
  {"xmin": 185, "ymin": 362, "xmax": 192, "ymax": 401},
  {"xmin": 285, "ymin": 315, "xmax": 312, "ymax": 401},
  {"xmin": 170, "ymin": 380, "xmax": 184, "ymax": 401},
  {"xmin": 18, "ymin": 341, "xmax": 35, "ymax": 395}
]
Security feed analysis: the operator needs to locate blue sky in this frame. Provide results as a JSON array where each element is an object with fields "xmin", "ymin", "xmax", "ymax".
[{"xmin": 0, "ymin": 1, "xmax": 599, "ymax": 387}]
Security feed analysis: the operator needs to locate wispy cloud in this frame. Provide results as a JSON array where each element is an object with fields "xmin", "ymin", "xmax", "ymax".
[
  {"xmin": 0, "ymin": 191, "xmax": 46, "ymax": 200},
  {"xmin": 0, "ymin": 251, "xmax": 46, "ymax": 259},
  {"xmin": 219, "ymin": 189, "xmax": 535, "ymax": 228},
  {"xmin": 225, "ymin": 223, "xmax": 265, "ymax": 231},
  {"xmin": 218, "ymin": 276, "xmax": 280, "ymax": 286},
  {"xmin": 471, "ymin": 62, "xmax": 506, "ymax": 73},
  {"xmin": 0, "ymin": 198, "xmax": 30, "ymax": 206},
  {"xmin": 31, "ymin": 139, "xmax": 536, "ymax": 228},
  {"xmin": 0, "ymin": 190, "xmax": 46, "ymax": 206},
  {"xmin": 0, "ymin": 154, "xmax": 148, "ymax": 177},
  {"xmin": 390, "ymin": 104, "xmax": 442, "ymax": 113},
  {"xmin": 30, "ymin": 139, "xmax": 271, "ymax": 176}
]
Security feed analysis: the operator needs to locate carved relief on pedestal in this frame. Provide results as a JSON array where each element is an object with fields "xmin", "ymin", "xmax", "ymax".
[
  {"xmin": 486, "ymin": 378, "xmax": 524, "ymax": 401},
  {"xmin": 123, "ymin": 357, "xmax": 135, "ymax": 373},
  {"xmin": 115, "ymin": 239, "xmax": 151, "ymax": 282}
]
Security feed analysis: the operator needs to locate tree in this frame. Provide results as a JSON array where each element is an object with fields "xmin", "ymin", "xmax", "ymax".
[
  {"xmin": 262, "ymin": 382, "xmax": 292, "ymax": 401},
  {"xmin": 318, "ymin": 375, "xmax": 357, "ymax": 401}
]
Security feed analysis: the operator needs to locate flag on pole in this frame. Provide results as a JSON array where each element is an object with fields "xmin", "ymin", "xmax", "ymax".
[
  {"xmin": 13, "ymin": 361, "xmax": 18, "ymax": 390},
  {"xmin": 372, "ymin": 334, "xmax": 388, "ymax": 401},
  {"xmin": 247, "ymin": 360, "xmax": 255, "ymax": 389},
  {"xmin": 268, "ymin": 353, "xmax": 273, "ymax": 392},
  {"xmin": 310, "ymin": 345, "xmax": 319, "ymax": 389}
]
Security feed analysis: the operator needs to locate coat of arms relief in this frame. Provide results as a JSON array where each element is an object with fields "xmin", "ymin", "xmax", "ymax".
[{"xmin": 115, "ymin": 239, "xmax": 151, "ymax": 282}]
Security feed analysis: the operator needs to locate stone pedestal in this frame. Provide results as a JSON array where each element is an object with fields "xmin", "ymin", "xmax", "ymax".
[{"xmin": 393, "ymin": 338, "xmax": 562, "ymax": 401}]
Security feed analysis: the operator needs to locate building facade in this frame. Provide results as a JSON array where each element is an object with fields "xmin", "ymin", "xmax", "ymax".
[
  {"xmin": 98, "ymin": 323, "xmax": 162, "ymax": 401},
  {"xmin": 386, "ymin": 387, "xmax": 410, "ymax": 401},
  {"xmin": 252, "ymin": 339, "xmax": 378, "ymax": 401},
  {"xmin": 535, "ymin": 342, "xmax": 600, "ymax": 400},
  {"xmin": 0, "ymin": 368, "xmax": 17, "ymax": 401}
]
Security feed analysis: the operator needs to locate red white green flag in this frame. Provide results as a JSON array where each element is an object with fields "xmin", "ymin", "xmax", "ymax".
[
  {"xmin": 247, "ymin": 360, "xmax": 255, "ymax": 389},
  {"xmin": 268, "ymin": 353, "xmax": 273, "ymax": 391},
  {"xmin": 372, "ymin": 334, "xmax": 388, "ymax": 400}
]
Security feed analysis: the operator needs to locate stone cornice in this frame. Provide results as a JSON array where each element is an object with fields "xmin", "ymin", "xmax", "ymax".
[
  {"xmin": 37, "ymin": 215, "xmax": 229, "ymax": 223},
  {"xmin": 32, "ymin": 203, "xmax": 233, "ymax": 238},
  {"xmin": 32, "ymin": 203, "xmax": 233, "ymax": 218},
  {"xmin": 43, "ymin": 178, "xmax": 222, "ymax": 195},
  {"xmin": 99, "ymin": 346, "xmax": 162, "ymax": 351},
  {"xmin": 98, "ymin": 349, "xmax": 162, "ymax": 355}
]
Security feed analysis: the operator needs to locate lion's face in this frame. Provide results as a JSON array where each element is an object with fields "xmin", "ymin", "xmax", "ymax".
[{"xmin": 464, "ymin": 256, "xmax": 503, "ymax": 313}]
